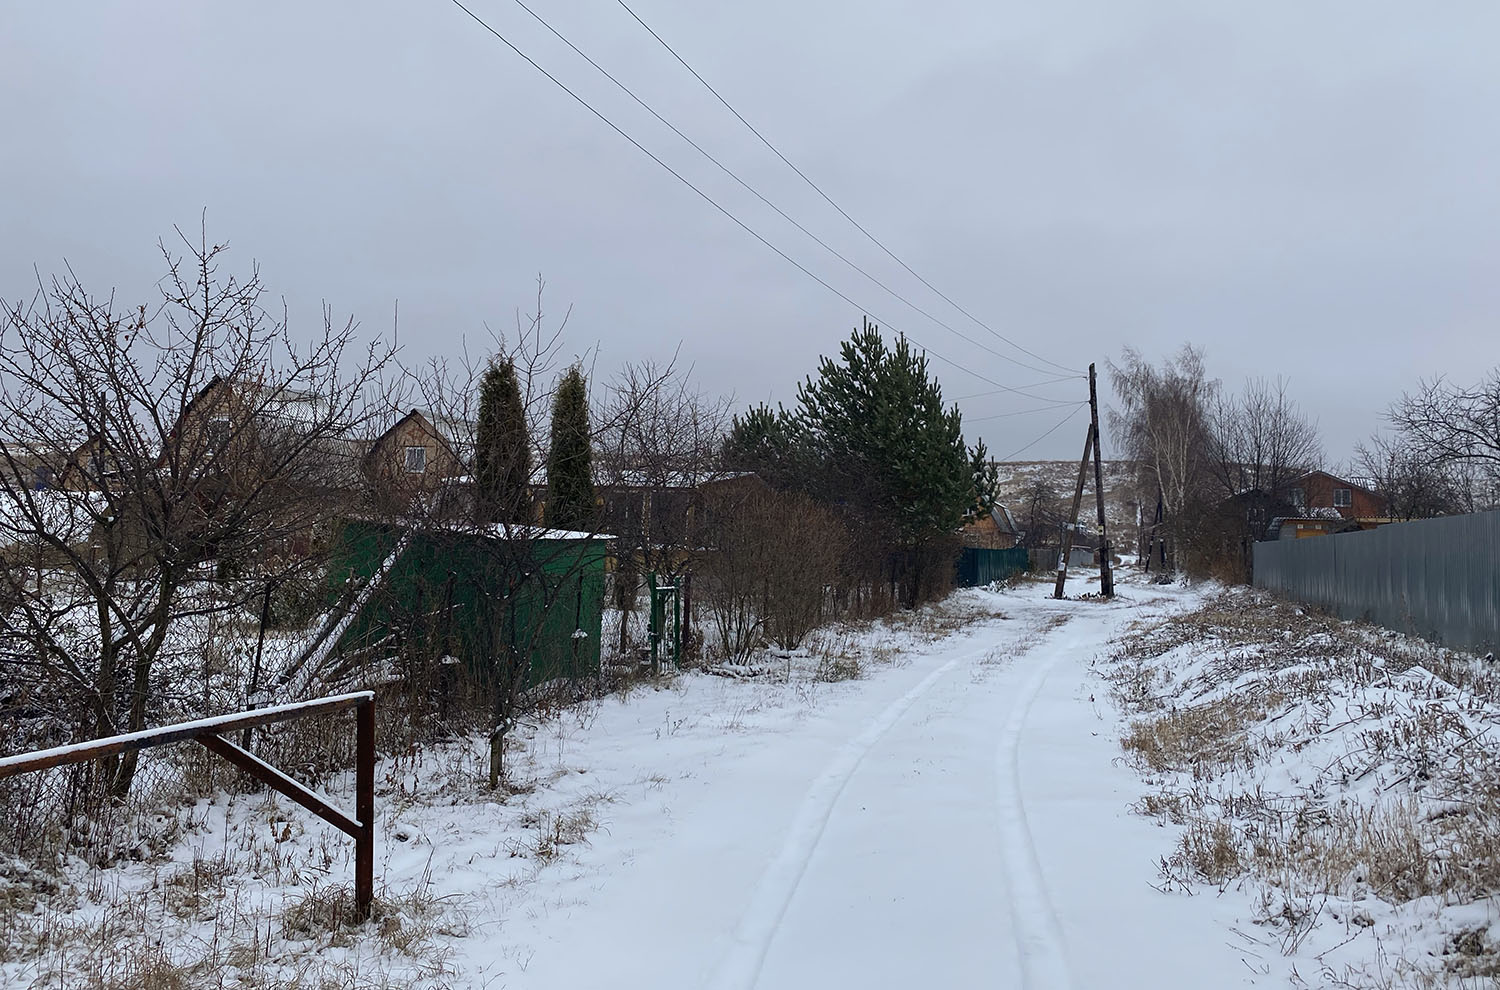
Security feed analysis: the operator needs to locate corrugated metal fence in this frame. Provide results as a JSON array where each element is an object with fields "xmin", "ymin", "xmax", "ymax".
[
  {"xmin": 1252, "ymin": 510, "xmax": 1500, "ymax": 652},
  {"xmin": 956, "ymin": 546, "xmax": 1030, "ymax": 587}
]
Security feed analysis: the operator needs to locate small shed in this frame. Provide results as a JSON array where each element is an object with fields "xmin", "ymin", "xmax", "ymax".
[
  {"xmin": 328, "ymin": 518, "xmax": 608, "ymax": 685},
  {"xmin": 961, "ymin": 504, "xmax": 1022, "ymax": 550}
]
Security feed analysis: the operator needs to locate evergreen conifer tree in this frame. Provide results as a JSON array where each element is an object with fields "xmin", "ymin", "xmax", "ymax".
[
  {"xmin": 796, "ymin": 320, "xmax": 970, "ymax": 542},
  {"xmin": 723, "ymin": 402, "xmax": 800, "ymax": 485},
  {"xmin": 967, "ymin": 438, "xmax": 1001, "ymax": 523},
  {"xmin": 795, "ymin": 320, "xmax": 971, "ymax": 604},
  {"xmin": 475, "ymin": 358, "xmax": 531, "ymax": 524},
  {"xmin": 544, "ymin": 366, "xmax": 595, "ymax": 530}
]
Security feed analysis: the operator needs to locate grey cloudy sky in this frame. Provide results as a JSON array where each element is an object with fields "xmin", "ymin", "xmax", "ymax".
[{"xmin": 3, "ymin": 0, "xmax": 1497, "ymax": 463}]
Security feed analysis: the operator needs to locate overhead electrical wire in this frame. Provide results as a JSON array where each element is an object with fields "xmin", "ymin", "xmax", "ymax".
[
  {"xmin": 443, "ymin": 0, "xmax": 1073, "ymax": 404},
  {"xmin": 993, "ymin": 403, "xmax": 1088, "ymax": 461},
  {"xmin": 503, "ymin": 0, "xmax": 1068, "ymax": 381},
  {"xmin": 954, "ymin": 374, "xmax": 1080, "ymax": 401},
  {"xmin": 965, "ymin": 401, "xmax": 1086, "ymax": 424},
  {"xmin": 613, "ymin": 0, "xmax": 1084, "ymax": 378}
]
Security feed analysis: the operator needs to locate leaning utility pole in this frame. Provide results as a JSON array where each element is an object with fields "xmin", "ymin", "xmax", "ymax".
[
  {"xmin": 1053, "ymin": 423, "xmax": 1094, "ymax": 599},
  {"xmin": 1088, "ymin": 363, "xmax": 1114, "ymax": 597}
]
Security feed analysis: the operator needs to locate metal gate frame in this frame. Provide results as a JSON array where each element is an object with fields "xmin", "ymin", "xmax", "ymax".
[
  {"xmin": 0, "ymin": 691, "xmax": 377, "ymax": 919},
  {"xmin": 647, "ymin": 571, "xmax": 681, "ymax": 673}
]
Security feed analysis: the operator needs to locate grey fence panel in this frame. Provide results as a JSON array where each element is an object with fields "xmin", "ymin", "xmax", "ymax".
[{"xmin": 1252, "ymin": 510, "xmax": 1500, "ymax": 653}]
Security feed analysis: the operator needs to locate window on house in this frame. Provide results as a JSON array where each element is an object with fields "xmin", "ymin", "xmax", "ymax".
[
  {"xmin": 1289, "ymin": 487, "xmax": 1305, "ymax": 510},
  {"xmin": 404, "ymin": 445, "xmax": 427, "ymax": 473},
  {"xmin": 1333, "ymin": 488, "xmax": 1351, "ymax": 507},
  {"xmin": 208, "ymin": 416, "xmax": 231, "ymax": 449}
]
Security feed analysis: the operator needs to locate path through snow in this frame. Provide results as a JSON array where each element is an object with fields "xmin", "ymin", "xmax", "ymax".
[{"xmin": 467, "ymin": 583, "xmax": 1282, "ymax": 988}]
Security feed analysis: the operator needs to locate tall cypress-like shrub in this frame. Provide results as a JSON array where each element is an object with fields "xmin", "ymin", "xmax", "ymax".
[
  {"xmin": 475, "ymin": 358, "xmax": 530, "ymax": 524},
  {"xmin": 544, "ymin": 366, "xmax": 595, "ymax": 530}
]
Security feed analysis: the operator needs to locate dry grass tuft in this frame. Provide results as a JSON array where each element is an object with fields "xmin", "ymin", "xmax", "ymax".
[{"xmin": 1121, "ymin": 696, "xmax": 1266, "ymax": 773}]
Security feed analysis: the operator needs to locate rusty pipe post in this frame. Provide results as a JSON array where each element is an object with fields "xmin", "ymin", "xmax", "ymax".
[{"xmin": 355, "ymin": 696, "xmax": 375, "ymax": 920}]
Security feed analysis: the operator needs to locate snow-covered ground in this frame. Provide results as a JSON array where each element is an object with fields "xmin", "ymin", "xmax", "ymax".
[
  {"xmin": 4, "ymin": 572, "xmax": 1494, "ymax": 988},
  {"xmin": 1101, "ymin": 584, "xmax": 1500, "ymax": 988}
]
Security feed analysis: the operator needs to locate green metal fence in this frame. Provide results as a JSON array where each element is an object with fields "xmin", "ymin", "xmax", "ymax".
[{"xmin": 956, "ymin": 546, "xmax": 1030, "ymax": 587}]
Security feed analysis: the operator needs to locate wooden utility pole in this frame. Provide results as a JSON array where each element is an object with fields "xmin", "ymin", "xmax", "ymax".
[
  {"xmin": 1088, "ymin": 363, "xmax": 1115, "ymax": 597},
  {"xmin": 1053, "ymin": 423, "xmax": 1094, "ymax": 599}
]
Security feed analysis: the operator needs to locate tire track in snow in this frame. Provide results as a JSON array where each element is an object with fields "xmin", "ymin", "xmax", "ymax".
[
  {"xmin": 705, "ymin": 639, "xmax": 997, "ymax": 990},
  {"xmin": 995, "ymin": 621, "xmax": 1075, "ymax": 989}
]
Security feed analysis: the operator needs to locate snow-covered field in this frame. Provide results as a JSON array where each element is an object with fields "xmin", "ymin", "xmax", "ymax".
[{"xmin": 3, "ymin": 571, "xmax": 1495, "ymax": 988}]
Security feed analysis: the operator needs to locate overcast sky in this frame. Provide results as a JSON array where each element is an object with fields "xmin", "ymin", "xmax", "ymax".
[{"xmin": 3, "ymin": 0, "xmax": 1497, "ymax": 463}]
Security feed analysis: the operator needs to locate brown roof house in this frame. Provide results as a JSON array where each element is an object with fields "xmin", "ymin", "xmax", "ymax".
[{"xmin": 1267, "ymin": 470, "xmax": 1391, "ymax": 540}]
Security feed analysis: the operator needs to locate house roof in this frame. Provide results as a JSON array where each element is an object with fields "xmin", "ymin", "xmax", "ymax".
[
  {"xmin": 1290, "ymin": 469, "xmax": 1378, "ymax": 496},
  {"xmin": 340, "ymin": 508, "xmax": 614, "ymax": 543},
  {"xmin": 531, "ymin": 466, "xmax": 757, "ymax": 490},
  {"xmin": 364, "ymin": 409, "xmax": 475, "ymax": 467},
  {"xmin": 1264, "ymin": 508, "xmax": 1360, "ymax": 539}
]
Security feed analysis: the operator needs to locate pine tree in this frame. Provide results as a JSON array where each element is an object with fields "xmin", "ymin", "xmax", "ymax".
[
  {"xmin": 795, "ymin": 320, "xmax": 971, "ymax": 604},
  {"xmin": 544, "ymin": 366, "xmax": 595, "ymax": 530},
  {"xmin": 967, "ymin": 438, "xmax": 1001, "ymax": 523},
  {"xmin": 796, "ymin": 320, "xmax": 970, "ymax": 542},
  {"xmin": 475, "ymin": 358, "xmax": 531, "ymax": 524},
  {"xmin": 723, "ymin": 402, "xmax": 800, "ymax": 485}
]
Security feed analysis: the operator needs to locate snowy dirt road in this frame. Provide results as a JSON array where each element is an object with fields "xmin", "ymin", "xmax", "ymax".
[{"xmin": 472, "ymin": 584, "xmax": 1280, "ymax": 989}]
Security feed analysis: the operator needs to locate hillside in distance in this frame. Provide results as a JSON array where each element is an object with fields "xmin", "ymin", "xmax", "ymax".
[{"xmin": 990, "ymin": 460, "xmax": 1145, "ymax": 553}]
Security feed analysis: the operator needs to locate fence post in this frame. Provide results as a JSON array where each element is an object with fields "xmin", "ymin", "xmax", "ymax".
[{"xmin": 355, "ymin": 696, "xmax": 375, "ymax": 920}]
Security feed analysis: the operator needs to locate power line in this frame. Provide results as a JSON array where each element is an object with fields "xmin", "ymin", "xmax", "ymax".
[
  {"xmin": 965, "ymin": 401, "xmax": 1086, "ymax": 424},
  {"xmin": 613, "ymin": 0, "xmax": 1083, "ymax": 378},
  {"xmin": 954, "ymin": 375, "xmax": 1080, "ymax": 401},
  {"xmin": 442, "ymin": 0, "xmax": 1074, "ymax": 405},
  {"xmin": 992, "ymin": 403, "xmax": 1088, "ymax": 461},
  {"xmin": 501, "ymin": 0, "xmax": 1072, "ymax": 381}
]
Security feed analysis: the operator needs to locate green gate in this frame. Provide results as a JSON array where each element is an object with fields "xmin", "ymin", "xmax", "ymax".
[{"xmin": 647, "ymin": 572, "xmax": 681, "ymax": 672}]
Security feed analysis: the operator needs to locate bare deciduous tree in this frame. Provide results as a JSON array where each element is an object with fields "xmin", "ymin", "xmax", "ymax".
[
  {"xmin": 0, "ymin": 232, "xmax": 394, "ymax": 796},
  {"xmin": 1107, "ymin": 345, "xmax": 1216, "ymax": 574},
  {"xmin": 1355, "ymin": 431, "xmax": 1469, "ymax": 521},
  {"xmin": 698, "ymin": 485, "xmax": 847, "ymax": 660},
  {"xmin": 1390, "ymin": 371, "xmax": 1500, "ymax": 473},
  {"xmin": 1200, "ymin": 377, "xmax": 1321, "ymax": 576},
  {"xmin": 594, "ymin": 359, "xmax": 731, "ymax": 658},
  {"xmin": 1015, "ymin": 476, "xmax": 1065, "ymax": 552},
  {"xmin": 1204, "ymin": 378, "xmax": 1321, "ymax": 507},
  {"xmin": 1110, "ymin": 350, "xmax": 1324, "ymax": 581},
  {"xmin": 1385, "ymin": 370, "xmax": 1500, "ymax": 513}
]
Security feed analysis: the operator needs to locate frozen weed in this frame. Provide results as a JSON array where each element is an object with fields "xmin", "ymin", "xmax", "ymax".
[
  {"xmin": 1121, "ymin": 696, "xmax": 1266, "ymax": 773},
  {"xmin": 1105, "ymin": 586, "xmax": 1500, "ymax": 985},
  {"xmin": 815, "ymin": 655, "xmax": 862, "ymax": 683}
]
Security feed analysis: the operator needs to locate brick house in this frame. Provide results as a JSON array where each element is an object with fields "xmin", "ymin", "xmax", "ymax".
[{"xmin": 1267, "ymin": 471, "xmax": 1390, "ymax": 540}]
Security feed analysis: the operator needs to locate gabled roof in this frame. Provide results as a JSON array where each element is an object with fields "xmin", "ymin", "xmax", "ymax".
[
  {"xmin": 1290, "ymin": 469, "xmax": 1378, "ymax": 496},
  {"xmin": 363, "ymin": 409, "xmax": 472, "ymax": 470}
]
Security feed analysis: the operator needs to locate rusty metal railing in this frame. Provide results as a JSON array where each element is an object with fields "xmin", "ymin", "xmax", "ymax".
[{"xmin": 0, "ymin": 691, "xmax": 377, "ymax": 918}]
